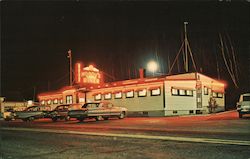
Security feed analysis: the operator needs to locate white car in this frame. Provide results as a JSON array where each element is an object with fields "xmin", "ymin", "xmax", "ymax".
[
  {"xmin": 68, "ymin": 102, "xmax": 127, "ymax": 122},
  {"xmin": 237, "ymin": 93, "xmax": 250, "ymax": 118}
]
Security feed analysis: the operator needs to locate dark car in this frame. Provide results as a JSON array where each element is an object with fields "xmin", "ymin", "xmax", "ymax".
[
  {"xmin": 49, "ymin": 104, "xmax": 71, "ymax": 122},
  {"xmin": 68, "ymin": 101, "xmax": 127, "ymax": 122},
  {"xmin": 14, "ymin": 105, "xmax": 51, "ymax": 121}
]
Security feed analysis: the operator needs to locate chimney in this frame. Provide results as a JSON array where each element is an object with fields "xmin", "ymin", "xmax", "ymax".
[{"xmin": 139, "ymin": 68, "xmax": 145, "ymax": 80}]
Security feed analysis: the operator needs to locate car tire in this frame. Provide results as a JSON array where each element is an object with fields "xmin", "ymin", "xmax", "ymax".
[
  {"xmin": 119, "ymin": 111, "xmax": 125, "ymax": 119},
  {"xmin": 52, "ymin": 117, "xmax": 58, "ymax": 122},
  {"xmin": 103, "ymin": 117, "xmax": 109, "ymax": 120},
  {"xmin": 239, "ymin": 113, "xmax": 243, "ymax": 118},
  {"xmin": 96, "ymin": 116, "xmax": 103, "ymax": 121},
  {"xmin": 28, "ymin": 117, "xmax": 35, "ymax": 121},
  {"xmin": 78, "ymin": 117, "xmax": 84, "ymax": 122}
]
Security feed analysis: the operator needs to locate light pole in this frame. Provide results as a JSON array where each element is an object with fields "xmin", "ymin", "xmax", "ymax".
[
  {"xmin": 67, "ymin": 49, "xmax": 73, "ymax": 86},
  {"xmin": 147, "ymin": 60, "xmax": 158, "ymax": 76}
]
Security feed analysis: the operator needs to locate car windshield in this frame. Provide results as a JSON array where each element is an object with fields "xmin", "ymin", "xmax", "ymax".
[{"xmin": 243, "ymin": 96, "xmax": 250, "ymax": 101}]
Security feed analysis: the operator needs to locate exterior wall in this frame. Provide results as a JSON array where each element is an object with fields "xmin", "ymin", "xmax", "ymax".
[
  {"xmin": 164, "ymin": 80, "xmax": 198, "ymax": 116},
  {"xmin": 86, "ymin": 82, "xmax": 165, "ymax": 116},
  {"xmin": 199, "ymin": 74, "xmax": 225, "ymax": 113}
]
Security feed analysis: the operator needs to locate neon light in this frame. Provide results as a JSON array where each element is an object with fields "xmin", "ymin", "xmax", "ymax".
[{"xmin": 78, "ymin": 63, "xmax": 81, "ymax": 83}]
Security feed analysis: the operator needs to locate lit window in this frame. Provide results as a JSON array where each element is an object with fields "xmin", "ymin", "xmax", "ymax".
[
  {"xmin": 126, "ymin": 90, "xmax": 134, "ymax": 98},
  {"xmin": 114, "ymin": 92, "xmax": 122, "ymax": 99},
  {"xmin": 41, "ymin": 100, "xmax": 45, "ymax": 105},
  {"xmin": 212, "ymin": 92, "xmax": 217, "ymax": 98},
  {"xmin": 218, "ymin": 93, "xmax": 223, "ymax": 98},
  {"xmin": 179, "ymin": 90, "xmax": 186, "ymax": 95},
  {"xmin": 151, "ymin": 88, "xmax": 161, "ymax": 96},
  {"xmin": 104, "ymin": 93, "xmax": 112, "ymax": 100},
  {"xmin": 66, "ymin": 95, "xmax": 73, "ymax": 104},
  {"xmin": 94, "ymin": 94, "xmax": 102, "ymax": 101},
  {"xmin": 138, "ymin": 89, "xmax": 147, "ymax": 97},
  {"xmin": 60, "ymin": 99, "xmax": 63, "ymax": 104},
  {"xmin": 186, "ymin": 90, "xmax": 193, "ymax": 96},
  {"xmin": 47, "ymin": 100, "xmax": 51, "ymax": 105},
  {"xmin": 53, "ymin": 99, "xmax": 58, "ymax": 104},
  {"xmin": 115, "ymin": 92, "xmax": 122, "ymax": 99},
  {"xmin": 171, "ymin": 88, "xmax": 178, "ymax": 95},
  {"xmin": 204, "ymin": 86, "xmax": 208, "ymax": 95}
]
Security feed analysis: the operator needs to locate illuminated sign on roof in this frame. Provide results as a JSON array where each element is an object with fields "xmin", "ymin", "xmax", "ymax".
[{"xmin": 75, "ymin": 63, "xmax": 103, "ymax": 85}]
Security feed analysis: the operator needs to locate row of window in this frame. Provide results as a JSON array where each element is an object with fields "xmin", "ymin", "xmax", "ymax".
[
  {"xmin": 94, "ymin": 88, "xmax": 161, "ymax": 101},
  {"xmin": 41, "ymin": 98, "xmax": 63, "ymax": 105},
  {"xmin": 41, "ymin": 95, "xmax": 73, "ymax": 105},
  {"xmin": 171, "ymin": 88, "xmax": 194, "ymax": 96},
  {"xmin": 204, "ymin": 86, "xmax": 223, "ymax": 98}
]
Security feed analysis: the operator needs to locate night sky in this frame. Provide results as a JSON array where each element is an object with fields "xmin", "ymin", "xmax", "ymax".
[{"xmin": 1, "ymin": 1, "xmax": 250, "ymax": 106}]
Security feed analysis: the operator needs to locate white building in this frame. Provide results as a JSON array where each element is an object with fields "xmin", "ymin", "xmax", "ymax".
[{"xmin": 38, "ymin": 67, "xmax": 225, "ymax": 117}]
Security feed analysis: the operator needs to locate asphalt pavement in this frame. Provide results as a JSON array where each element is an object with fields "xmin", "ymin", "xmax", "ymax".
[{"xmin": 1, "ymin": 110, "xmax": 250, "ymax": 159}]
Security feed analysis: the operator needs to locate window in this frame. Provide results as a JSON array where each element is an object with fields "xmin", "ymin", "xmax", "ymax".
[
  {"xmin": 114, "ymin": 92, "xmax": 122, "ymax": 99},
  {"xmin": 53, "ymin": 99, "xmax": 58, "ymax": 104},
  {"xmin": 47, "ymin": 100, "xmax": 51, "ymax": 105},
  {"xmin": 212, "ymin": 92, "xmax": 223, "ymax": 98},
  {"xmin": 138, "ymin": 89, "xmax": 147, "ymax": 97},
  {"xmin": 66, "ymin": 95, "xmax": 73, "ymax": 104},
  {"xmin": 104, "ymin": 93, "xmax": 112, "ymax": 100},
  {"xmin": 151, "ymin": 88, "xmax": 161, "ymax": 96},
  {"xmin": 41, "ymin": 100, "xmax": 45, "ymax": 105},
  {"xmin": 186, "ymin": 90, "xmax": 193, "ymax": 96},
  {"xmin": 218, "ymin": 93, "xmax": 223, "ymax": 98},
  {"xmin": 126, "ymin": 90, "xmax": 134, "ymax": 98},
  {"xmin": 94, "ymin": 94, "xmax": 102, "ymax": 101},
  {"xmin": 60, "ymin": 99, "xmax": 63, "ymax": 104},
  {"xmin": 204, "ymin": 86, "xmax": 209, "ymax": 95},
  {"xmin": 171, "ymin": 88, "xmax": 178, "ymax": 95},
  {"xmin": 179, "ymin": 90, "xmax": 186, "ymax": 96},
  {"xmin": 171, "ymin": 87, "xmax": 193, "ymax": 97}
]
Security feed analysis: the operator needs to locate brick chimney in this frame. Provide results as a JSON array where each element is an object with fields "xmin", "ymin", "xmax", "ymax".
[{"xmin": 139, "ymin": 68, "xmax": 145, "ymax": 80}]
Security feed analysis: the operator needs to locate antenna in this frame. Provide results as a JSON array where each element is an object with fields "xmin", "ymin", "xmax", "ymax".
[{"xmin": 168, "ymin": 22, "xmax": 197, "ymax": 74}]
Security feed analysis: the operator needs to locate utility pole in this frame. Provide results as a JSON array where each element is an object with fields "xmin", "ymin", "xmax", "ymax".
[{"xmin": 67, "ymin": 49, "xmax": 73, "ymax": 86}]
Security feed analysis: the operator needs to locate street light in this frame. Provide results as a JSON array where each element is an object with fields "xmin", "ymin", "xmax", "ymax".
[{"xmin": 147, "ymin": 60, "xmax": 158, "ymax": 76}]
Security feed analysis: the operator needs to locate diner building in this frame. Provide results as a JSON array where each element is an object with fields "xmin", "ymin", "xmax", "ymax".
[{"xmin": 38, "ymin": 63, "xmax": 225, "ymax": 116}]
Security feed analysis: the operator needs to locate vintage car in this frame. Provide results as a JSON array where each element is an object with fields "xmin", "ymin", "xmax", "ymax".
[
  {"xmin": 3, "ymin": 108, "xmax": 15, "ymax": 121},
  {"xmin": 68, "ymin": 102, "xmax": 127, "ymax": 122},
  {"xmin": 237, "ymin": 93, "xmax": 250, "ymax": 118},
  {"xmin": 14, "ymin": 105, "xmax": 51, "ymax": 121},
  {"xmin": 49, "ymin": 104, "xmax": 81, "ymax": 121}
]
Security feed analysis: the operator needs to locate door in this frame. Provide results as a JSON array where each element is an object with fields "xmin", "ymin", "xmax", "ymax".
[{"xmin": 196, "ymin": 81, "xmax": 202, "ymax": 108}]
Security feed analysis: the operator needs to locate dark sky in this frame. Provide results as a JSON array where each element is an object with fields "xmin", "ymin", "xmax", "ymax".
[{"xmin": 1, "ymin": 1, "xmax": 250, "ymax": 104}]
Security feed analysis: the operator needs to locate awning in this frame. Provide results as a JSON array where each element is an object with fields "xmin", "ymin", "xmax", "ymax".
[
  {"xmin": 92, "ymin": 92, "xmax": 102, "ymax": 96},
  {"xmin": 123, "ymin": 89, "xmax": 134, "ymax": 93},
  {"xmin": 148, "ymin": 86, "xmax": 161, "ymax": 90},
  {"xmin": 135, "ymin": 88, "xmax": 147, "ymax": 92},
  {"xmin": 112, "ymin": 90, "xmax": 122, "ymax": 94}
]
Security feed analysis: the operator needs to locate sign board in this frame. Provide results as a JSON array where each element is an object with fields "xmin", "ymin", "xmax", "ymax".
[{"xmin": 75, "ymin": 63, "xmax": 103, "ymax": 85}]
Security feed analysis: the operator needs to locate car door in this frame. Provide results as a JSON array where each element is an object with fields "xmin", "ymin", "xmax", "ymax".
[
  {"xmin": 109, "ymin": 103, "xmax": 120, "ymax": 116},
  {"xmin": 60, "ymin": 105, "xmax": 69, "ymax": 117}
]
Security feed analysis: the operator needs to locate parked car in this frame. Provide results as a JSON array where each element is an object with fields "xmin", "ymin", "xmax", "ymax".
[
  {"xmin": 68, "ymin": 102, "xmax": 127, "ymax": 122},
  {"xmin": 14, "ymin": 105, "xmax": 51, "ymax": 121},
  {"xmin": 49, "ymin": 104, "xmax": 71, "ymax": 122},
  {"xmin": 3, "ymin": 108, "xmax": 15, "ymax": 121},
  {"xmin": 237, "ymin": 93, "xmax": 250, "ymax": 118}
]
